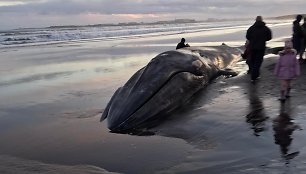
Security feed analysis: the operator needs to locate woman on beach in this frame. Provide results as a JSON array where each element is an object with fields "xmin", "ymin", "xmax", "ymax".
[{"xmin": 274, "ymin": 40, "xmax": 300, "ymax": 101}]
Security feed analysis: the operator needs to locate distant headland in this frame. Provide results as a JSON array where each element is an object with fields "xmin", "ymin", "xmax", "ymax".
[{"xmin": 48, "ymin": 14, "xmax": 306, "ymax": 29}]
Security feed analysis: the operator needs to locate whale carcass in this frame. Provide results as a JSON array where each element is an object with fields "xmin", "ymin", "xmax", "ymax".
[{"xmin": 101, "ymin": 45, "xmax": 242, "ymax": 132}]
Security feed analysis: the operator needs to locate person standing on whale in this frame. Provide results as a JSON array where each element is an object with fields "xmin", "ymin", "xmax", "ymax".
[{"xmin": 246, "ymin": 16, "xmax": 272, "ymax": 82}]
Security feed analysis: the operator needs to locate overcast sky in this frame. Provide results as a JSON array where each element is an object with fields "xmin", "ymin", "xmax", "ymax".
[{"xmin": 0, "ymin": 0, "xmax": 304, "ymax": 29}]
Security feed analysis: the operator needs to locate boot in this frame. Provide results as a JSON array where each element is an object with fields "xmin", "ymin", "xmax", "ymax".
[
  {"xmin": 279, "ymin": 90, "xmax": 286, "ymax": 102},
  {"xmin": 286, "ymin": 87, "xmax": 291, "ymax": 98}
]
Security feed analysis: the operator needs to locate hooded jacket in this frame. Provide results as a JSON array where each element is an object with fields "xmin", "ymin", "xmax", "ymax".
[
  {"xmin": 246, "ymin": 21, "xmax": 272, "ymax": 50},
  {"xmin": 274, "ymin": 49, "xmax": 300, "ymax": 80}
]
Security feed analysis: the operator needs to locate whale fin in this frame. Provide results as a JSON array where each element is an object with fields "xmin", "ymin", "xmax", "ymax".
[
  {"xmin": 100, "ymin": 87, "xmax": 122, "ymax": 122},
  {"xmin": 100, "ymin": 109, "xmax": 108, "ymax": 122}
]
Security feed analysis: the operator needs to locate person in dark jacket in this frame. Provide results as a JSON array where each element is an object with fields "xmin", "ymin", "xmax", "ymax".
[
  {"xmin": 292, "ymin": 15, "xmax": 304, "ymax": 60},
  {"xmin": 301, "ymin": 17, "xmax": 306, "ymax": 61},
  {"xmin": 246, "ymin": 16, "xmax": 272, "ymax": 82},
  {"xmin": 242, "ymin": 40, "xmax": 252, "ymax": 74},
  {"xmin": 176, "ymin": 38, "xmax": 190, "ymax": 49}
]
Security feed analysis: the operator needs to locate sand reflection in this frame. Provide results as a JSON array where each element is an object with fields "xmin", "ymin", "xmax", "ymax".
[
  {"xmin": 273, "ymin": 101, "xmax": 300, "ymax": 163},
  {"xmin": 245, "ymin": 83, "xmax": 269, "ymax": 136}
]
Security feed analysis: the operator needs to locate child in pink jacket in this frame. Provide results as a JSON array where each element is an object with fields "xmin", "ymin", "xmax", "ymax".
[{"xmin": 274, "ymin": 40, "xmax": 300, "ymax": 101}]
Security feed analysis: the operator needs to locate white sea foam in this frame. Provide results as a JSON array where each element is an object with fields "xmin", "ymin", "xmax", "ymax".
[{"xmin": 0, "ymin": 20, "xmax": 290, "ymax": 47}]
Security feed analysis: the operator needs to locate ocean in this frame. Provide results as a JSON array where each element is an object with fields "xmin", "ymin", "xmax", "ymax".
[{"xmin": 0, "ymin": 19, "xmax": 291, "ymax": 47}]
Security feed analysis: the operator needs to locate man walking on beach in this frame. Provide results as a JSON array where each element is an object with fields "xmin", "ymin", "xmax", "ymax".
[{"xmin": 246, "ymin": 16, "xmax": 272, "ymax": 82}]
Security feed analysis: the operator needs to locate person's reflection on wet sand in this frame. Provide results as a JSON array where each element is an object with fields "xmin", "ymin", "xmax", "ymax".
[
  {"xmin": 273, "ymin": 101, "xmax": 300, "ymax": 163},
  {"xmin": 245, "ymin": 84, "xmax": 269, "ymax": 136}
]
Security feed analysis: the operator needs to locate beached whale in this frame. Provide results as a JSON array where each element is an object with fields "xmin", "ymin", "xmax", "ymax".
[{"xmin": 101, "ymin": 45, "xmax": 242, "ymax": 132}]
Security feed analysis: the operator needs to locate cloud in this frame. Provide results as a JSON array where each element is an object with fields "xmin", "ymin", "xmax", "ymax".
[
  {"xmin": 0, "ymin": 0, "xmax": 304, "ymax": 15},
  {"xmin": 0, "ymin": 0, "xmax": 305, "ymax": 29}
]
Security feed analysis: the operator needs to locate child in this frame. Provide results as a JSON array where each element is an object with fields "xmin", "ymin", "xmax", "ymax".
[
  {"xmin": 274, "ymin": 40, "xmax": 300, "ymax": 101},
  {"xmin": 242, "ymin": 40, "xmax": 252, "ymax": 74}
]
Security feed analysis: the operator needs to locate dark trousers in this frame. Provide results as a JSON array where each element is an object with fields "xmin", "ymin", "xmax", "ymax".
[
  {"xmin": 250, "ymin": 49, "xmax": 265, "ymax": 80},
  {"xmin": 292, "ymin": 36, "xmax": 303, "ymax": 54}
]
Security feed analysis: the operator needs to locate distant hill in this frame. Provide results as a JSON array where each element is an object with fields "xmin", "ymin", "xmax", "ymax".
[
  {"xmin": 47, "ymin": 14, "xmax": 305, "ymax": 29},
  {"xmin": 270, "ymin": 14, "xmax": 306, "ymax": 20},
  {"xmin": 48, "ymin": 19, "xmax": 197, "ymax": 28}
]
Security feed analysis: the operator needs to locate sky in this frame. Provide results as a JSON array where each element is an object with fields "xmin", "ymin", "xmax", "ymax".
[{"xmin": 0, "ymin": 0, "xmax": 305, "ymax": 30}]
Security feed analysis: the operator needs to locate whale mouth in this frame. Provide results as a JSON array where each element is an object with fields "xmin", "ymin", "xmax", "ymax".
[{"xmin": 108, "ymin": 70, "xmax": 206, "ymax": 132}]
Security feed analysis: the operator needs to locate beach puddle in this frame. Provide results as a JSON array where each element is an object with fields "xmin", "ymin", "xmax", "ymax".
[{"xmin": 0, "ymin": 155, "xmax": 118, "ymax": 174}]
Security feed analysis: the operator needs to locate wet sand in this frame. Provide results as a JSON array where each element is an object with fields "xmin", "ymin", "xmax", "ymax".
[{"xmin": 1, "ymin": 22, "xmax": 306, "ymax": 174}]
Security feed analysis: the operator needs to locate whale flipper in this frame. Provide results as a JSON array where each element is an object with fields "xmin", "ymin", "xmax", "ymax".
[
  {"xmin": 100, "ymin": 87, "xmax": 122, "ymax": 122},
  {"xmin": 219, "ymin": 69, "xmax": 238, "ymax": 77}
]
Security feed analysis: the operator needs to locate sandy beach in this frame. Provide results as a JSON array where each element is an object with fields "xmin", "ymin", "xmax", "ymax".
[{"xmin": 1, "ymin": 21, "xmax": 306, "ymax": 174}]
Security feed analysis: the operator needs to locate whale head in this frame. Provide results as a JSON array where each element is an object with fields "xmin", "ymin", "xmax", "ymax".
[{"xmin": 101, "ymin": 46, "xmax": 241, "ymax": 132}]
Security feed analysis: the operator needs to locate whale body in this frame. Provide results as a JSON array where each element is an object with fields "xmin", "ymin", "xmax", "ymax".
[{"xmin": 101, "ymin": 45, "xmax": 242, "ymax": 132}]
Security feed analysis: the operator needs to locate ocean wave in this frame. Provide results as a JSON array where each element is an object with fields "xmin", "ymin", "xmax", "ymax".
[
  {"xmin": 0, "ymin": 19, "xmax": 290, "ymax": 47},
  {"xmin": 0, "ymin": 21, "xmax": 250, "ymax": 46}
]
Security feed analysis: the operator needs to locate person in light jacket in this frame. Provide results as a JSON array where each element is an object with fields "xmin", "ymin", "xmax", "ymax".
[{"xmin": 274, "ymin": 40, "xmax": 300, "ymax": 101}]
